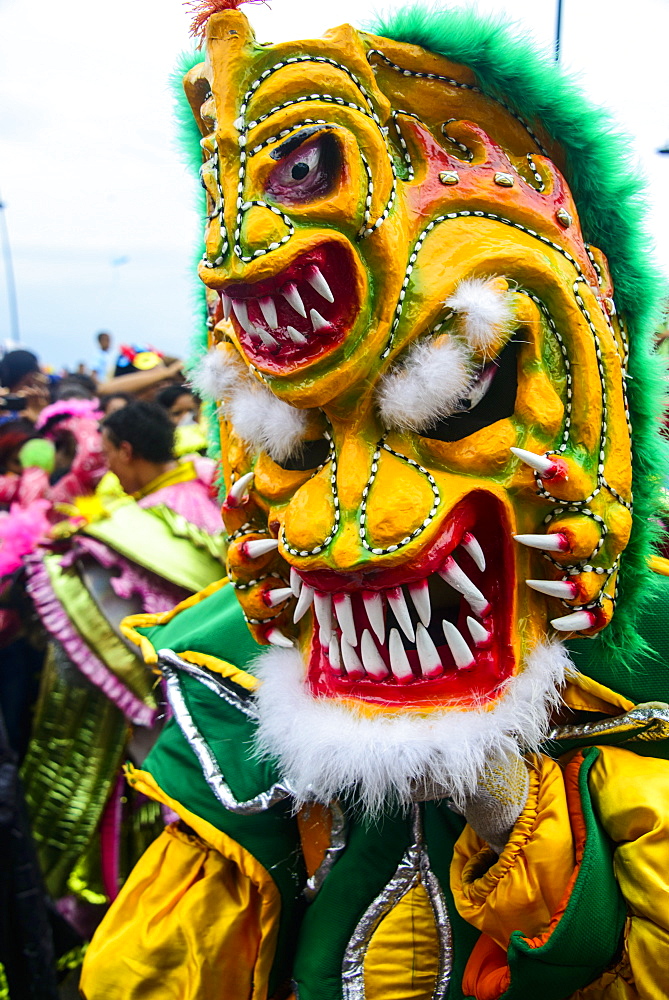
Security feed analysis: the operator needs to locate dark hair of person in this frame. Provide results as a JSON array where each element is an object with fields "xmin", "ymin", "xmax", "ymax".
[
  {"xmin": 155, "ymin": 384, "xmax": 192, "ymax": 410},
  {"xmin": 0, "ymin": 350, "xmax": 39, "ymax": 391},
  {"xmin": 54, "ymin": 373, "xmax": 97, "ymax": 401},
  {"xmin": 99, "ymin": 392, "xmax": 132, "ymax": 414},
  {"xmin": 102, "ymin": 400, "xmax": 175, "ymax": 464},
  {"xmin": 0, "ymin": 419, "xmax": 34, "ymax": 473}
]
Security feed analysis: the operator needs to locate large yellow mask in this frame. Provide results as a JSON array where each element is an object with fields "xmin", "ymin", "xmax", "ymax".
[{"xmin": 185, "ymin": 8, "xmax": 634, "ymax": 769}]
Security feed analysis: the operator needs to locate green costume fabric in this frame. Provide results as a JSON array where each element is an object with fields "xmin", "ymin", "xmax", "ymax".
[{"xmin": 131, "ymin": 580, "xmax": 650, "ymax": 999}]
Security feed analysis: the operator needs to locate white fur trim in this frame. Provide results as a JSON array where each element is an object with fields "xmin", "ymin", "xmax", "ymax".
[
  {"xmin": 446, "ymin": 277, "xmax": 515, "ymax": 353},
  {"xmin": 188, "ymin": 347, "xmax": 248, "ymax": 403},
  {"xmin": 252, "ymin": 640, "xmax": 570, "ymax": 817},
  {"xmin": 376, "ymin": 336, "xmax": 473, "ymax": 432},
  {"xmin": 230, "ymin": 384, "xmax": 310, "ymax": 465},
  {"xmin": 190, "ymin": 347, "xmax": 310, "ymax": 464}
]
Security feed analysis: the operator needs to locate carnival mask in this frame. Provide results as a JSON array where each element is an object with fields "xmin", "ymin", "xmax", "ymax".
[{"xmin": 185, "ymin": 9, "xmax": 632, "ymax": 797}]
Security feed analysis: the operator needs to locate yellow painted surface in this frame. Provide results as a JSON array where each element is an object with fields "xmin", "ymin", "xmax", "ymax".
[
  {"xmin": 284, "ymin": 473, "xmax": 336, "ymax": 551},
  {"xmin": 81, "ymin": 768, "xmax": 280, "ymax": 1000},
  {"xmin": 365, "ymin": 450, "xmax": 436, "ymax": 547},
  {"xmin": 423, "ymin": 420, "xmax": 516, "ymax": 476},
  {"xmin": 363, "ymin": 880, "xmax": 440, "ymax": 1000},
  {"xmin": 515, "ymin": 371, "xmax": 564, "ymax": 436}
]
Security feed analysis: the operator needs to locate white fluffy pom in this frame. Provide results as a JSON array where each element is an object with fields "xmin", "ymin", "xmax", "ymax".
[
  {"xmin": 229, "ymin": 384, "xmax": 310, "ymax": 465},
  {"xmin": 189, "ymin": 346, "xmax": 310, "ymax": 464},
  {"xmin": 446, "ymin": 277, "xmax": 515, "ymax": 352},
  {"xmin": 376, "ymin": 336, "xmax": 473, "ymax": 432},
  {"xmin": 188, "ymin": 346, "xmax": 248, "ymax": 403}
]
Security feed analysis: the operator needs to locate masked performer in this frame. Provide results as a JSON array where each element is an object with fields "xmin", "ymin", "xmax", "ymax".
[
  {"xmin": 18, "ymin": 402, "xmax": 226, "ymax": 943},
  {"xmin": 82, "ymin": 3, "xmax": 669, "ymax": 998}
]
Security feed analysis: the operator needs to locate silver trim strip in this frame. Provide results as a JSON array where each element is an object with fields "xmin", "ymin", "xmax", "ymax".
[
  {"xmin": 548, "ymin": 702, "xmax": 669, "ymax": 744},
  {"xmin": 162, "ymin": 662, "xmax": 294, "ymax": 814},
  {"xmin": 158, "ymin": 648, "xmax": 259, "ymax": 719},
  {"xmin": 341, "ymin": 806, "xmax": 452, "ymax": 1000}
]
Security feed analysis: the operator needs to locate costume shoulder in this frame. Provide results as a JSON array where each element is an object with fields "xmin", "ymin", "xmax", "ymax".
[
  {"xmin": 117, "ymin": 579, "xmax": 306, "ymax": 997},
  {"xmin": 83, "ymin": 498, "xmax": 225, "ymax": 593}
]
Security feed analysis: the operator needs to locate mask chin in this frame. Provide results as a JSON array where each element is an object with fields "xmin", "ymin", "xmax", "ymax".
[{"xmin": 251, "ymin": 639, "xmax": 571, "ymax": 816}]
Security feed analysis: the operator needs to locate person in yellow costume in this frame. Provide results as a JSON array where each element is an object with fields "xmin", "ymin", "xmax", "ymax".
[{"xmin": 81, "ymin": 2, "xmax": 669, "ymax": 998}]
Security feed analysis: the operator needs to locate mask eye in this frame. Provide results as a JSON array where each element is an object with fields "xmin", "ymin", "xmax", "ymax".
[
  {"xmin": 420, "ymin": 338, "xmax": 519, "ymax": 443},
  {"xmin": 272, "ymin": 437, "xmax": 331, "ymax": 472},
  {"xmin": 266, "ymin": 133, "xmax": 340, "ymax": 206}
]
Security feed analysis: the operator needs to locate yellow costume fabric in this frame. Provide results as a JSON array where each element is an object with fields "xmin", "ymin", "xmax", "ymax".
[
  {"xmin": 81, "ymin": 822, "xmax": 267, "ymax": 1000},
  {"xmin": 80, "ymin": 771, "xmax": 281, "ymax": 1000},
  {"xmin": 451, "ymin": 746, "xmax": 669, "ymax": 1000}
]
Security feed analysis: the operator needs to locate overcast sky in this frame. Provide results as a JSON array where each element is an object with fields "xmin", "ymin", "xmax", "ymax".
[{"xmin": 1, "ymin": 0, "xmax": 667, "ymax": 370}]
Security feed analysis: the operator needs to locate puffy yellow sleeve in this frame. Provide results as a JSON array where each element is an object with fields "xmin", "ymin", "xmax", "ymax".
[
  {"xmin": 80, "ymin": 822, "xmax": 269, "ymax": 1000},
  {"xmin": 451, "ymin": 752, "xmax": 576, "ymax": 950},
  {"xmin": 580, "ymin": 745, "xmax": 669, "ymax": 1000}
]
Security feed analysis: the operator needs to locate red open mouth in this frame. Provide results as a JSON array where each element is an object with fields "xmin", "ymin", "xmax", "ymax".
[
  {"xmin": 297, "ymin": 494, "xmax": 515, "ymax": 706},
  {"xmin": 220, "ymin": 242, "xmax": 358, "ymax": 374}
]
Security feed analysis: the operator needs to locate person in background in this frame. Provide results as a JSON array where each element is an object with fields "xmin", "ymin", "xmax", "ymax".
[
  {"xmin": 97, "ymin": 350, "xmax": 184, "ymax": 402},
  {"xmin": 0, "ymin": 419, "xmax": 34, "ymax": 477},
  {"xmin": 155, "ymin": 384, "xmax": 198, "ymax": 426},
  {"xmin": 90, "ymin": 331, "xmax": 113, "ymax": 384},
  {"xmin": 0, "ymin": 350, "xmax": 50, "ymax": 426},
  {"xmin": 54, "ymin": 373, "xmax": 97, "ymax": 402},
  {"xmin": 155, "ymin": 384, "xmax": 209, "ymax": 457},
  {"xmin": 99, "ymin": 392, "xmax": 131, "ymax": 416},
  {"xmin": 100, "ymin": 401, "xmax": 220, "ymax": 533}
]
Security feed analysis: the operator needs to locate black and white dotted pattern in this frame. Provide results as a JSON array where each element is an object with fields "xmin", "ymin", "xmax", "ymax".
[
  {"xmin": 541, "ymin": 507, "xmax": 608, "ymax": 573},
  {"xmin": 568, "ymin": 556, "xmax": 620, "ymax": 614},
  {"xmin": 229, "ymin": 54, "xmax": 397, "ymax": 262},
  {"xmin": 234, "ymin": 199, "xmax": 294, "ymax": 263},
  {"xmin": 366, "ymin": 49, "xmax": 550, "ymax": 157},
  {"xmin": 231, "ymin": 571, "xmax": 283, "ymax": 591},
  {"xmin": 280, "ymin": 431, "xmax": 341, "ymax": 557},
  {"xmin": 359, "ymin": 439, "xmax": 441, "ymax": 555},
  {"xmin": 228, "ymin": 522, "xmax": 265, "ymax": 542},
  {"xmin": 619, "ymin": 317, "xmax": 632, "ymax": 438},
  {"xmin": 238, "ymin": 55, "xmax": 382, "ymax": 127},
  {"xmin": 520, "ymin": 291, "xmax": 572, "ymax": 453},
  {"xmin": 585, "ymin": 245, "xmax": 604, "ymax": 287},
  {"xmin": 526, "ymin": 154, "xmax": 545, "ymax": 193},
  {"xmin": 248, "ymin": 119, "xmax": 328, "ymax": 157},
  {"xmin": 244, "ymin": 611, "xmax": 283, "ymax": 625},
  {"xmin": 391, "ymin": 110, "xmax": 416, "ymax": 180},
  {"xmin": 441, "ymin": 120, "xmax": 474, "ymax": 162},
  {"xmin": 200, "ymin": 146, "xmax": 228, "ymax": 266},
  {"xmin": 357, "ymin": 148, "xmax": 398, "ymax": 240},
  {"xmin": 359, "ymin": 150, "xmax": 374, "ymax": 234},
  {"xmin": 572, "ymin": 279, "xmax": 632, "ymax": 512},
  {"xmin": 382, "ymin": 207, "xmax": 591, "ymax": 360}
]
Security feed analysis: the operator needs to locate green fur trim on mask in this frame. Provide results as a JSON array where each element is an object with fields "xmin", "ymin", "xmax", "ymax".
[
  {"xmin": 171, "ymin": 51, "xmax": 223, "ymax": 465},
  {"xmin": 368, "ymin": 4, "xmax": 668, "ymax": 666}
]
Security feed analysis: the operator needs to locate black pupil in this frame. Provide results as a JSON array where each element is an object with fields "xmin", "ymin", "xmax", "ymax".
[{"xmin": 291, "ymin": 162, "xmax": 310, "ymax": 180}]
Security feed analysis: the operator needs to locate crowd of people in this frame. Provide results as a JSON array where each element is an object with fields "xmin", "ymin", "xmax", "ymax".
[{"xmin": 0, "ymin": 333, "xmax": 226, "ymax": 997}]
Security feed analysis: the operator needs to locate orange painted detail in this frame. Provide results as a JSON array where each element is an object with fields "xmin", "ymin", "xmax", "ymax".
[{"xmin": 462, "ymin": 933, "xmax": 511, "ymax": 1000}]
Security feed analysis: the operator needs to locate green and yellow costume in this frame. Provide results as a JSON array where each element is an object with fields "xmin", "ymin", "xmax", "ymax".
[{"xmin": 82, "ymin": 2, "xmax": 669, "ymax": 997}]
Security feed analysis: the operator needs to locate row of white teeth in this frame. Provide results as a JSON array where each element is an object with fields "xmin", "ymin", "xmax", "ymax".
[
  {"xmin": 263, "ymin": 534, "xmax": 494, "ymax": 681},
  {"xmin": 221, "ymin": 265, "xmax": 334, "ymax": 347}
]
